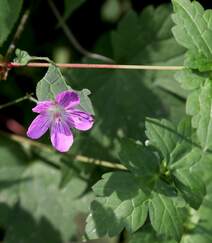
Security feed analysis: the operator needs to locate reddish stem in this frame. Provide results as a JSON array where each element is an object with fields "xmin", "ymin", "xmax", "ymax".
[{"xmin": 4, "ymin": 62, "xmax": 184, "ymax": 71}]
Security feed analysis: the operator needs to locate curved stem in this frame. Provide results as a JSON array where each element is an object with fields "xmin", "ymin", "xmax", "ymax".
[
  {"xmin": 47, "ymin": 0, "xmax": 114, "ymax": 63},
  {"xmin": 5, "ymin": 9, "xmax": 30, "ymax": 61}
]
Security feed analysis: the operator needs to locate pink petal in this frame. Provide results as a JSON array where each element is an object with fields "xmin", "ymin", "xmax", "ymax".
[
  {"xmin": 68, "ymin": 109, "xmax": 94, "ymax": 131},
  {"xmin": 50, "ymin": 120, "xmax": 73, "ymax": 152},
  {"xmin": 27, "ymin": 114, "xmax": 50, "ymax": 139},
  {"xmin": 32, "ymin": 101, "xmax": 53, "ymax": 113},
  {"xmin": 56, "ymin": 91, "xmax": 80, "ymax": 109}
]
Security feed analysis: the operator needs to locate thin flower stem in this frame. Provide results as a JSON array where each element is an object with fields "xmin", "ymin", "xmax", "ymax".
[
  {"xmin": 4, "ymin": 9, "xmax": 30, "ymax": 61},
  {"xmin": 47, "ymin": 0, "xmax": 114, "ymax": 63},
  {"xmin": 2, "ymin": 132, "xmax": 126, "ymax": 170},
  {"xmin": 0, "ymin": 93, "xmax": 36, "ymax": 110},
  {"xmin": 2, "ymin": 62, "xmax": 184, "ymax": 71}
]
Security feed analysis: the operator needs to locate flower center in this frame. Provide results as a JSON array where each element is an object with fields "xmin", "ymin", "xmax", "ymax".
[{"xmin": 47, "ymin": 103, "xmax": 65, "ymax": 121}]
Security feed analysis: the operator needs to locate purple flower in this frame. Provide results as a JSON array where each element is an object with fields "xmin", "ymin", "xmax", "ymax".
[{"xmin": 27, "ymin": 91, "xmax": 94, "ymax": 152}]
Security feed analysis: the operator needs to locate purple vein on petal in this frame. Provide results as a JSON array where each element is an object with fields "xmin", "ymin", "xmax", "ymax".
[
  {"xmin": 27, "ymin": 114, "xmax": 50, "ymax": 139},
  {"xmin": 50, "ymin": 120, "xmax": 73, "ymax": 152},
  {"xmin": 56, "ymin": 91, "xmax": 80, "ymax": 109},
  {"xmin": 67, "ymin": 109, "xmax": 94, "ymax": 131}
]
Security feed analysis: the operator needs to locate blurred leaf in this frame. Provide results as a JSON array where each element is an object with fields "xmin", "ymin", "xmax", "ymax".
[
  {"xmin": 0, "ymin": 135, "xmax": 93, "ymax": 242},
  {"xmin": 175, "ymin": 69, "xmax": 204, "ymax": 91},
  {"xmin": 61, "ymin": 0, "xmax": 86, "ymax": 24},
  {"xmin": 129, "ymin": 225, "xmax": 176, "ymax": 243},
  {"xmin": 85, "ymin": 172, "xmax": 149, "ymax": 239},
  {"xmin": 0, "ymin": 0, "xmax": 23, "ymax": 46},
  {"xmin": 101, "ymin": 0, "xmax": 121, "ymax": 23},
  {"xmin": 119, "ymin": 139, "xmax": 159, "ymax": 188}
]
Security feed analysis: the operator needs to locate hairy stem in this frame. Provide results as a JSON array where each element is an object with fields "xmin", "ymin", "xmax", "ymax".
[
  {"xmin": 0, "ymin": 93, "xmax": 36, "ymax": 110},
  {"xmin": 2, "ymin": 62, "xmax": 184, "ymax": 71},
  {"xmin": 5, "ymin": 9, "xmax": 30, "ymax": 61}
]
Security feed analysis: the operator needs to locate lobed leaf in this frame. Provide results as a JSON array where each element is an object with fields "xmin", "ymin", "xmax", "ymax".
[
  {"xmin": 172, "ymin": 0, "xmax": 212, "ymax": 70},
  {"xmin": 85, "ymin": 172, "xmax": 149, "ymax": 239}
]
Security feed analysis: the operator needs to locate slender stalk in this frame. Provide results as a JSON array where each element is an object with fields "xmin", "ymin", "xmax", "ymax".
[
  {"xmin": 3, "ymin": 132, "xmax": 126, "ymax": 170},
  {"xmin": 0, "ymin": 93, "xmax": 36, "ymax": 110},
  {"xmin": 4, "ymin": 9, "xmax": 30, "ymax": 61},
  {"xmin": 2, "ymin": 62, "xmax": 184, "ymax": 71},
  {"xmin": 47, "ymin": 0, "xmax": 114, "ymax": 63}
]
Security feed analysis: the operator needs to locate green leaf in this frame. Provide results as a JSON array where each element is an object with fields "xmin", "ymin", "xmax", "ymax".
[
  {"xmin": 119, "ymin": 139, "xmax": 159, "ymax": 188},
  {"xmin": 170, "ymin": 143, "xmax": 205, "ymax": 210},
  {"xmin": 149, "ymin": 192, "xmax": 184, "ymax": 241},
  {"xmin": 145, "ymin": 118, "xmax": 179, "ymax": 163},
  {"xmin": 36, "ymin": 65, "xmax": 95, "ymax": 115},
  {"xmin": 175, "ymin": 69, "xmax": 204, "ymax": 90},
  {"xmin": 14, "ymin": 49, "xmax": 52, "ymax": 65},
  {"xmin": 197, "ymin": 79, "xmax": 212, "ymax": 151},
  {"xmin": 169, "ymin": 117, "xmax": 193, "ymax": 165},
  {"xmin": 0, "ymin": 135, "xmax": 93, "ymax": 242},
  {"xmin": 85, "ymin": 172, "xmax": 149, "ymax": 239},
  {"xmin": 170, "ymin": 148, "xmax": 201, "ymax": 171},
  {"xmin": 129, "ymin": 225, "xmax": 176, "ymax": 243},
  {"xmin": 78, "ymin": 88, "xmax": 95, "ymax": 115},
  {"xmin": 172, "ymin": 0, "xmax": 212, "ymax": 70},
  {"xmin": 36, "ymin": 65, "xmax": 69, "ymax": 101},
  {"xmin": 186, "ymin": 52, "xmax": 212, "ymax": 72},
  {"xmin": 185, "ymin": 90, "xmax": 200, "ymax": 126},
  {"xmin": 0, "ymin": 0, "xmax": 23, "ymax": 46},
  {"xmin": 173, "ymin": 168, "xmax": 206, "ymax": 209}
]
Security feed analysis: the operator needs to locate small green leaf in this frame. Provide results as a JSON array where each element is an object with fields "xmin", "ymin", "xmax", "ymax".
[
  {"xmin": 145, "ymin": 118, "xmax": 178, "ymax": 163},
  {"xmin": 0, "ymin": 0, "xmax": 23, "ymax": 46},
  {"xmin": 85, "ymin": 172, "xmax": 149, "ymax": 239},
  {"xmin": 119, "ymin": 139, "xmax": 159, "ymax": 188},
  {"xmin": 36, "ymin": 65, "xmax": 69, "ymax": 101},
  {"xmin": 14, "ymin": 49, "xmax": 52, "ymax": 65},
  {"xmin": 78, "ymin": 89, "xmax": 95, "ymax": 115},
  {"xmin": 149, "ymin": 192, "xmax": 184, "ymax": 241}
]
